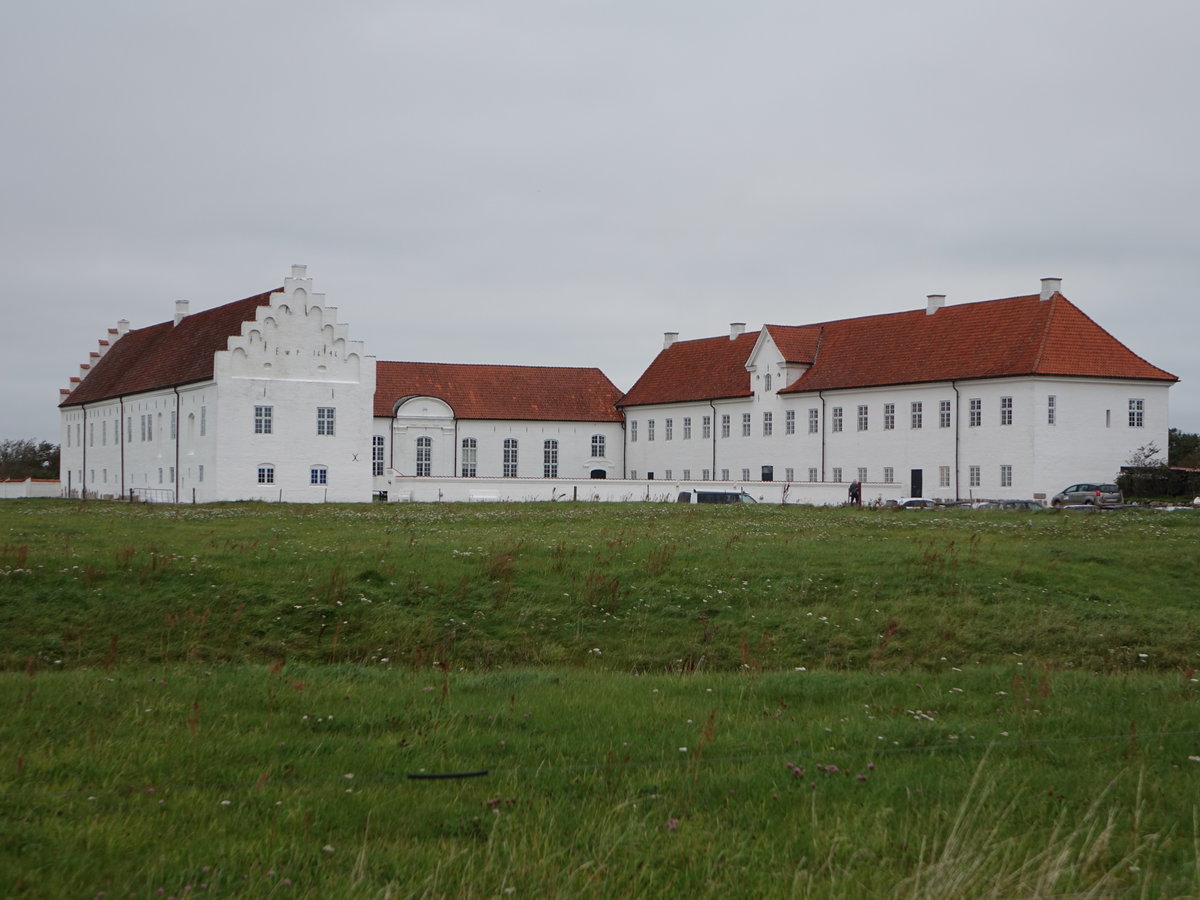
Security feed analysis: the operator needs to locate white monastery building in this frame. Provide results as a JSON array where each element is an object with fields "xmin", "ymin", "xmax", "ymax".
[{"xmin": 59, "ymin": 268, "xmax": 1177, "ymax": 504}]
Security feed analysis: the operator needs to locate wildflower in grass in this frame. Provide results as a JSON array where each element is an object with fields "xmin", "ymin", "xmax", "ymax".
[
  {"xmin": 322, "ymin": 844, "xmax": 335, "ymax": 853},
  {"xmin": 665, "ymin": 817, "xmax": 680, "ymax": 831}
]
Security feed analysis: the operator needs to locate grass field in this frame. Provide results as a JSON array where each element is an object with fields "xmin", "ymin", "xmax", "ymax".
[{"xmin": 1, "ymin": 500, "xmax": 1198, "ymax": 897}]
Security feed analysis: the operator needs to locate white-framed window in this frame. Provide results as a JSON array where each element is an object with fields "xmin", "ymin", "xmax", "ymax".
[
  {"xmin": 1000, "ymin": 464, "xmax": 1012, "ymax": 487},
  {"xmin": 968, "ymin": 465, "xmax": 980, "ymax": 488},
  {"xmin": 415, "ymin": 437, "xmax": 432, "ymax": 476},
  {"xmin": 461, "ymin": 438, "xmax": 477, "ymax": 477},
  {"xmin": 664, "ymin": 469, "xmax": 673, "ymax": 480},
  {"xmin": 721, "ymin": 469, "xmax": 730, "ymax": 481},
  {"xmin": 503, "ymin": 439, "xmax": 518, "ymax": 477},
  {"xmin": 832, "ymin": 407, "xmax": 843, "ymax": 432},
  {"xmin": 630, "ymin": 470, "xmax": 638, "ymax": 479},
  {"xmin": 89, "ymin": 423, "xmax": 94, "ymax": 447},
  {"xmin": 785, "ymin": 410, "xmax": 795, "ymax": 435},
  {"xmin": 741, "ymin": 413, "xmax": 751, "ymax": 437},
  {"xmin": 857, "ymin": 405, "xmax": 868, "ymax": 432},
  {"xmin": 372, "ymin": 435, "xmax": 385, "ymax": 476},
  {"xmin": 763, "ymin": 412, "xmax": 773, "ymax": 436},
  {"xmin": 683, "ymin": 468, "xmax": 691, "ymax": 480},
  {"xmin": 258, "ymin": 464, "xmax": 275, "ymax": 484},
  {"xmin": 140, "ymin": 415, "xmax": 147, "ymax": 442},
  {"xmin": 884, "ymin": 403, "xmax": 895, "ymax": 430},
  {"xmin": 969, "ymin": 398, "xmax": 981, "ymax": 427},
  {"xmin": 808, "ymin": 408, "xmax": 819, "ymax": 433},
  {"xmin": 857, "ymin": 467, "xmax": 867, "ymax": 483},
  {"xmin": 127, "ymin": 416, "xmax": 133, "ymax": 443},
  {"xmin": 764, "ymin": 373, "xmax": 772, "ymax": 392},
  {"xmin": 102, "ymin": 468, "xmax": 107, "ymax": 482},
  {"xmin": 832, "ymin": 467, "xmax": 842, "ymax": 482},
  {"xmin": 721, "ymin": 415, "xmax": 731, "ymax": 438},
  {"xmin": 702, "ymin": 416, "xmax": 711, "ymax": 439},
  {"xmin": 884, "ymin": 466, "xmax": 894, "ymax": 483},
  {"xmin": 664, "ymin": 418, "xmax": 673, "ymax": 440},
  {"xmin": 1129, "ymin": 398, "xmax": 1144, "ymax": 427},
  {"xmin": 647, "ymin": 420, "xmax": 656, "ymax": 442},
  {"xmin": 317, "ymin": 407, "xmax": 335, "ymax": 436},
  {"xmin": 741, "ymin": 468, "xmax": 750, "ymax": 481},
  {"xmin": 939, "ymin": 465, "xmax": 950, "ymax": 488},
  {"xmin": 808, "ymin": 467, "xmax": 818, "ymax": 482},
  {"xmin": 785, "ymin": 467, "xmax": 794, "ymax": 481},
  {"xmin": 683, "ymin": 417, "xmax": 692, "ymax": 440},
  {"xmin": 543, "ymin": 440, "xmax": 558, "ymax": 478},
  {"xmin": 1000, "ymin": 396, "xmax": 1013, "ymax": 426},
  {"xmin": 910, "ymin": 402, "xmax": 923, "ymax": 429},
  {"xmin": 939, "ymin": 400, "xmax": 951, "ymax": 428},
  {"xmin": 591, "ymin": 434, "xmax": 606, "ymax": 458},
  {"xmin": 310, "ymin": 465, "xmax": 328, "ymax": 485},
  {"xmin": 255, "ymin": 405, "xmax": 273, "ymax": 434},
  {"xmin": 200, "ymin": 406, "xmax": 206, "ymax": 437},
  {"xmin": 198, "ymin": 464, "xmax": 204, "ymax": 482},
  {"xmin": 168, "ymin": 466, "xmax": 174, "ymax": 483},
  {"xmin": 170, "ymin": 411, "xmax": 177, "ymax": 440},
  {"xmin": 158, "ymin": 467, "xmax": 163, "ymax": 484},
  {"xmin": 702, "ymin": 468, "xmax": 711, "ymax": 480},
  {"xmin": 630, "ymin": 421, "xmax": 638, "ymax": 442},
  {"xmin": 1047, "ymin": 395, "xmax": 1056, "ymax": 425}
]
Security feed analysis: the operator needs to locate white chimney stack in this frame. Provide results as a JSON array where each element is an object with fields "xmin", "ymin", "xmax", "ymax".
[
  {"xmin": 174, "ymin": 299, "xmax": 189, "ymax": 326},
  {"xmin": 663, "ymin": 331, "xmax": 679, "ymax": 350},
  {"xmin": 1040, "ymin": 277, "xmax": 1062, "ymax": 301},
  {"xmin": 729, "ymin": 322, "xmax": 745, "ymax": 341},
  {"xmin": 291, "ymin": 264, "xmax": 308, "ymax": 279},
  {"xmin": 926, "ymin": 294, "xmax": 946, "ymax": 316}
]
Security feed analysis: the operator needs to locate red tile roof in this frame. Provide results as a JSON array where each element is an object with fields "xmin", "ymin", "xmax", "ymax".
[
  {"xmin": 620, "ymin": 292, "xmax": 1175, "ymax": 406},
  {"xmin": 60, "ymin": 289, "xmax": 278, "ymax": 406},
  {"xmin": 375, "ymin": 361, "xmax": 624, "ymax": 422}
]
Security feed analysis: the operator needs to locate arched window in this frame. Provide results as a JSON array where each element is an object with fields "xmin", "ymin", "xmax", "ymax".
[
  {"xmin": 503, "ymin": 439, "xmax": 518, "ymax": 478},
  {"xmin": 416, "ymin": 437, "xmax": 432, "ymax": 476},
  {"xmin": 543, "ymin": 439, "xmax": 558, "ymax": 478},
  {"xmin": 461, "ymin": 437, "xmax": 477, "ymax": 477}
]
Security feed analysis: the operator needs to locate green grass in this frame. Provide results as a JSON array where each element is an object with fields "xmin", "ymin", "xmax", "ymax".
[{"xmin": 1, "ymin": 500, "xmax": 1198, "ymax": 896}]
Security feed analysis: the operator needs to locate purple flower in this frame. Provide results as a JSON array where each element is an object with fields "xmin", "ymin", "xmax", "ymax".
[{"xmin": 665, "ymin": 817, "xmax": 681, "ymax": 831}]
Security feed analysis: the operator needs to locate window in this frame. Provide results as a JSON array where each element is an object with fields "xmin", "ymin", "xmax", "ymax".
[
  {"xmin": 630, "ymin": 470, "xmax": 638, "ymax": 479},
  {"xmin": 832, "ymin": 407, "xmax": 843, "ymax": 432},
  {"xmin": 702, "ymin": 468, "xmax": 711, "ymax": 480},
  {"xmin": 664, "ymin": 469, "xmax": 673, "ymax": 480},
  {"xmin": 702, "ymin": 416, "xmax": 711, "ymax": 439},
  {"xmin": 310, "ymin": 466, "xmax": 328, "ymax": 485},
  {"xmin": 102, "ymin": 421, "xmax": 107, "ymax": 446},
  {"xmin": 543, "ymin": 440, "xmax": 558, "ymax": 478},
  {"xmin": 910, "ymin": 402, "xmax": 923, "ymax": 429},
  {"xmin": 170, "ymin": 411, "xmax": 177, "ymax": 440},
  {"xmin": 884, "ymin": 403, "xmax": 895, "ymax": 430},
  {"xmin": 939, "ymin": 400, "xmax": 951, "ymax": 429},
  {"xmin": 255, "ymin": 405, "xmax": 273, "ymax": 434},
  {"xmin": 741, "ymin": 413, "xmax": 751, "ymax": 437},
  {"xmin": 591, "ymin": 434, "xmax": 606, "ymax": 458},
  {"xmin": 415, "ymin": 437, "xmax": 432, "ymax": 476},
  {"xmin": 884, "ymin": 467, "xmax": 894, "ymax": 484},
  {"xmin": 741, "ymin": 468, "xmax": 750, "ymax": 481},
  {"xmin": 1047, "ymin": 395, "xmax": 1056, "ymax": 425},
  {"xmin": 258, "ymin": 465, "xmax": 275, "ymax": 484},
  {"xmin": 683, "ymin": 469, "xmax": 691, "ymax": 480},
  {"xmin": 89, "ymin": 423, "xmax": 94, "ymax": 447},
  {"xmin": 785, "ymin": 467, "xmax": 794, "ymax": 481},
  {"xmin": 200, "ymin": 407, "xmax": 206, "ymax": 437},
  {"xmin": 969, "ymin": 398, "xmax": 981, "ymax": 427},
  {"xmin": 503, "ymin": 439, "xmax": 518, "ymax": 477},
  {"xmin": 1129, "ymin": 399, "xmax": 1144, "ymax": 427},
  {"xmin": 808, "ymin": 467, "xmax": 818, "ymax": 482},
  {"xmin": 140, "ymin": 415, "xmax": 146, "ymax": 442},
  {"xmin": 317, "ymin": 407, "xmax": 335, "ymax": 436},
  {"xmin": 1000, "ymin": 397, "xmax": 1013, "ymax": 426},
  {"xmin": 808, "ymin": 409, "xmax": 819, "ymax": 433},
  {"xmin": 832, "ymin": 467, "xmax": 842, "ymax": 482},
  {"xmin": 630, "ymin": 421, "xmax": 637, "ymax": 442},
  {"xmin": 763, "ymin": 412, "xmax": 773, "ymax": 436},
  {"xmin": 939, "ymin": 466, "xmax": 950, "ymax": 488},
  {"xmin": 1000, "ymin": 464, "xmax": 1012, "ymax": 487},
  {"xmin": 647, "ymin": 420, "xmax": 655, "ymax": 442},
  {"xmin": 168, "ymin": 466, "xmax": 174, "ymax": 483},
  {"xmin": 969, "ymin": 465, "xmax": 980, "ymax": 488},
  {"xmin": 461, "ymin": 438, "xmax": 477, "ymax": 477},
  {"xmin": 857, "ymin": 405, "xmax": 868, "ymax": 432},
  {"xmin": 158, "ymin": 468, "xmax": 163, "ymax": 484},
  {"xmin": 664, "ymin": 418, "xmax": 673, "ymax": 440},
  {"xmin": 721, "ymin": 469, "xmax": 730, "ymax": 481},
  {"xmin": 198, "ymin": 464, "xmax": 204, "ymax": 482},
  {"xmin": 764, "ymin": 373, "xmax": 772, "ymax": 392},
  {"xmin": 857, "ymin": 467, "xmax": 867, "ymax": 483},
  {"xmin": 721, "ymin": 415, "xmax": 731, "ymax": 438},
  {"xmin": 785, "ymin": 410, "xmax": 795, "ymax": 435},
  {"xmin": 372, "ymin": 435, "xmax": 385, "ymax": 476},
  {"xmin": 682, "ymin": 417, "xmax": 692, "ymax": 440},
  {"xmin": 127, "ymin": 417, "xmax": 133, "ymax": 443}
]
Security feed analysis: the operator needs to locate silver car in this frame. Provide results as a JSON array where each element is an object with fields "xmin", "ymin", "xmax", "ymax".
[{"xmin": 1051, "ymin": 483, "xmax": 1123, "ymax": 507}]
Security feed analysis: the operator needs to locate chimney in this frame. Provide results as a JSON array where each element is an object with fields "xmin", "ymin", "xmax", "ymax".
[
  {"xmin": 663, "ymin": 331, "xmax": 679, "ymax": 350},
  {"xmin": 729, "ymin": 322, "xmax": 745, "ymax": 341},
  {"xmin": 116, "ymin": 319, "xmax": 130, "ymax": 336},
  {"xmin": 291, "ymin": 264, "xmax": 308, "ymax": 279},
  {"xmin": 926, "ymin": 293, "xmax": 946, "ymax": 316},
  {"xmin": 1040, "ymin": 277, "xmax": 1062, "ymax": 301},
  {"xmin": 174, "ymin": 299, "xmax": 189, "ymax": 326}
]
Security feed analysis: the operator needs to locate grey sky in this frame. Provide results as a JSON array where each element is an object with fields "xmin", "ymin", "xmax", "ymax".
[{"xmin": 4, "ymin": 0, "xmax": 1197, "ymax": 444}]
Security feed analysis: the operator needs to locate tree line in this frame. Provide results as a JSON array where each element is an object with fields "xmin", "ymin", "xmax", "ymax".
[{"xmin": 0, "ymin": 440, "xmax": 60, "ymax": 480}]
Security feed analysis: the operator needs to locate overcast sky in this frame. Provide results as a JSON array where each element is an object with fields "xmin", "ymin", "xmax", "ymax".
[{"xmin": 4, "ymin": 0, "xmax": 1198, "ymax": 446}]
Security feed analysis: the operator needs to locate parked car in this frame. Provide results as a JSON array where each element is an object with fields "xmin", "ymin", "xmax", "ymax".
[
  {"xmin": 891, "ymin": 497, "xmax": 938, "ymax": 509},
  {"xmin": 999, "ymin": 499, "xmax": 1045, "ymax": 511},
  {"xmin": 677, "ymin": 489, "xmax": 758, "ymax": 504},
  {"xmin": 1051, "ymin": 483, "xmax": 1123, "ymax": 508}
]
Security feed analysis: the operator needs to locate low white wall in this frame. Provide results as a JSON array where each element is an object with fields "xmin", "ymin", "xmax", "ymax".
[{"xmin": 0, "ymin": 479, "xmax": 62, "ymax": 499}]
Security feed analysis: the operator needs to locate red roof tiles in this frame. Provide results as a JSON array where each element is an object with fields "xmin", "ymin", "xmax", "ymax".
[
  {"xmin": 60, "ymin": 290, "xmax": 278, "ymax": 406},
  {"xmin": 375, "ymin": 361, "xmax": 624, "ymax": 422},
  {"xmin": 621, "ymin": 293, "xmax": 1175, "ymax": 407}
]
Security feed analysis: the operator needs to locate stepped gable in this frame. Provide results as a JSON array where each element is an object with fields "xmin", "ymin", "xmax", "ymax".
[
  {"xmin": 375, "ymin": 361, "xmax": 624, "ymax": 422},
  {"xmin": 60, "ymin": 289, "xmax": 278, "ymax": 406},
  {"xmin": 618, "ymin": 330, "xmax": 759, "ymax": 407}
]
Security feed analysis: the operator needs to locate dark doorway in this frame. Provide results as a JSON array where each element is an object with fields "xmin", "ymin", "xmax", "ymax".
[
  {"xmin": 590, "ymin": 469, "xmax": 606, "ymax": 479},
  {"xmin": 910, "ymin": 469, "xmax": 923, "ymax": 497},
  {"xmin": 761, "ymin": 465, "xmax": 773, "ymax": 482}
]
